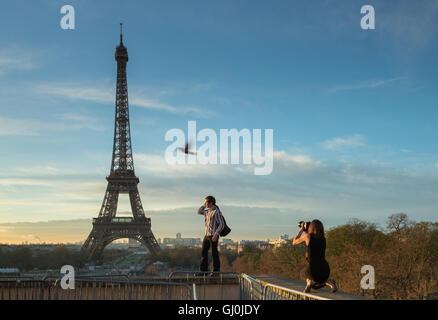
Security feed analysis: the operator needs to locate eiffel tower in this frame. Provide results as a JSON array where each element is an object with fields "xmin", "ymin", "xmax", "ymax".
[{"xmin": 81, "ymin": 24, "xmax": 160, "ymax": 261}]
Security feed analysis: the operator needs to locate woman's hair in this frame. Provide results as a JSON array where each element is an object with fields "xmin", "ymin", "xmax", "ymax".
[{"xmin": 308, "ymin": 219, "xmax": 325, "ymax": 239}]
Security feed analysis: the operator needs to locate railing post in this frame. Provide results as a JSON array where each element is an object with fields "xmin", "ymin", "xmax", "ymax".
[
  {"xmin": 192, "ymin": 283, "xmax": 197, "ymax": 300},
  {"xmin": 54, "ymin": 282, "xmax": 59, "ymax": 300}
]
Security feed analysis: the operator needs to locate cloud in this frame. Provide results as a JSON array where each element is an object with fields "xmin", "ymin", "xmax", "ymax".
[
  {"xmin": 0, "ymin": 206, "xmax": 302, "ymax": 243},
  {"xmin": 0, "ymin": 117, "xmax": 42, "ymax": 136},
  {"xmin": 328, "ymin": 77, "xmax": 407, "ymax": 93},
  {"xmin": 55, "ymin": 113, "xmax": 106, "ymax": 131},
  {"xmin": 134, "ymin": 153, "xmax": 231, "ymax": 177},
  {"xmin": 0, "ymin": 47, "xmax": 38, "ymax": 75},
  {"xmin": 0, "ymin": 114, "xmax": 105, "ymax": 136},
  {"xmin": 274, "ymin": 151, "xmax": 322, "ymax": 168},
  {"xmin": 322, "ymin": 134, "xmax": 366, "ymax": 151},
  {"xmin": 35, "ymin": 83, "xmax": 212, "ymax": 117},
  {"xmin": 0, "ymin": 178, "xmax": 56, "ymax": 187}
]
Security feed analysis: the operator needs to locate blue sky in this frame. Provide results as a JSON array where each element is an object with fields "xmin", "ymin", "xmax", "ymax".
[{"xmin": 0, "ymin": 0, "xmax": 438, "ymax": 243}]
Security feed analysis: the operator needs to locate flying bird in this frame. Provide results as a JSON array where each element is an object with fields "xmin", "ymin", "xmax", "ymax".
[{"xmin": 178, "ymin": 141, "xmax": 196, "ymax": 155}]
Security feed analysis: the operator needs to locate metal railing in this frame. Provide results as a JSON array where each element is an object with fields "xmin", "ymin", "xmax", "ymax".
[
  {"xmin": 167, "ymin": 271, "xmax": 240, "ymax": 300},
  {"xmin": 262, "ymin": 282, "xmax": 331, "ymax": 300},
  {"xmin": 168, "ymin": 270, "xmax": 239, "ymax": 281},
  {"xmin": 0, "ymin": 276, "xmax": 35, "ymax": 281},
  {"xmin": 74, "ymin": 273, "xmax": 131, "ymax": 281},
  {"xmin": 239, "ymin": 274, "xmax": 331, "ymax": 300},
  {"xmin": 239, "ymin": 274, "xmax": 265, "ymax": 300},
  {"xmin": 1, "ymin": 272, "xmax": 331, "ymax": 300},
  {"xmin": 0, "ymin": 277, "xmax": 194, "ymax": 300}
]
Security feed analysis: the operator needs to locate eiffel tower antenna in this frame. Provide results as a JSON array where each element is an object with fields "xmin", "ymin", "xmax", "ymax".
[
  {"xmin": 120, "ymin": 22, "xmax": 123, "ymax": 44},
  {"xmin": 81, "ymin": 25, "xmax": 160, "ymax": 261}
]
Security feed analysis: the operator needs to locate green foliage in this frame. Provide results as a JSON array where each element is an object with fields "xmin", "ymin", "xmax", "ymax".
[
  {"xmin": 231, "ymin": 242, "xmax": 307, "ymax": 279},
  {"xmin": 150, "ymin": 246, "xmax": 238, "ymax": 270},
  {"xmin": 239, "ymin": 244, "xmax": 263, "ymax": 256},
  {"xmin": 154, "ymin": 247, "xmax": 202, "ymax": 269},
  {"xmin": 325, "ymin": 218, "xmax": 385, "ymax": 256},
  {"xmin": 0, "ymin": 246, "xmax": 83, "ymax": 271}
]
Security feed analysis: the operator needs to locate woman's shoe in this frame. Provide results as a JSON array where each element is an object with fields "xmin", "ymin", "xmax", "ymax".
[
  {"xmin": 303, "ymin": 280, "xmax": 313, "ymax": 293},
  {"xmin": 327, "ymin": 279, "xmax": 338, "ymax": 293},
  {"xmin": 303, "ymin": 284, "xmax": 311, "ymax": 293}
]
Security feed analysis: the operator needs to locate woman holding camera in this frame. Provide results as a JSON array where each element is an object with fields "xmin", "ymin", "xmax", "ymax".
[{"xmin": 292, "ymin": 219, "xmax": 338, "ymax": 293}]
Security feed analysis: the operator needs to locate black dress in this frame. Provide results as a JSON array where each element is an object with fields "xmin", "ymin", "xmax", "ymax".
[{"xmin": 302, "ymin": 235, "xmax": 330, "ymax": 284}]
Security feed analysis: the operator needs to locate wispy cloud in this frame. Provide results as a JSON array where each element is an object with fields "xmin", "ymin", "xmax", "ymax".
[
  {"xmin": 0, "ymin": 47, "xmax": 38, "ymax": 75},
  {"xmin": 322, "ymin": 134, "xmax": 366, "ymax": 151},
  {"xmin": 35, "ymin": 83, "xmax": 212, "ymax": 117},
  {"xmin": 328, "ymin": 77, "xmax": 407, "ymax": 93},
  {"xmin": 274, "ymin": 151, "xmax": 322, "ymax": 167},
  {"xmin": 0, "ymin": 117, "xmax": 42, "ymax": 136},
  {"xmin": 55, "ymin": 113, "xmax": 106, "ymax": 131},
  {"xmin": 0, "ymin": 114, "xmax": 105, "ymax": 136}
]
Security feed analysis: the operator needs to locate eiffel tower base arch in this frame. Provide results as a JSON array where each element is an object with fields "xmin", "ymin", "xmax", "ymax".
[{"xmin": 81, "ymin": 218, "xmax": 160, "ymax": 262}]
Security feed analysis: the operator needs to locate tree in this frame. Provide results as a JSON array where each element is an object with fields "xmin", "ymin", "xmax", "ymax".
[
  {"xmin": 326, "ymin": 219, "xmax": 383, "ymax": 256},
  {"xmin": 387, "ymin": 213, "xmax": 410, "ymax": 240}
]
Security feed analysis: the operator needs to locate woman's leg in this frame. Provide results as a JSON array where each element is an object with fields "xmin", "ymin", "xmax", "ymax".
[
  {"xmin": 301, "ymin": 264, "xmax": 314, "ymax": 292},
  {"xmin": 304, "ymin": 278, "xmax": 313, "ymax": 293}
]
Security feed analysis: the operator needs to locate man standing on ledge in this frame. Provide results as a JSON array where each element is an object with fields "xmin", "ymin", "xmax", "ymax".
[{"xmin": 197, "ymin": 195, "xmax": 225, "ymax": 275}]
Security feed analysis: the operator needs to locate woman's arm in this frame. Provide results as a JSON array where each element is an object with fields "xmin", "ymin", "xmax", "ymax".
[{"xmin": 292, "ymin": 228, "xmax": 310, "ymax": 246}]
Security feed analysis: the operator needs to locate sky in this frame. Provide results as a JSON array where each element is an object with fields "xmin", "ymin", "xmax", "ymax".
[{"xmin": 0, "ymin": 0, "xmax": 438, "ymax": 244}]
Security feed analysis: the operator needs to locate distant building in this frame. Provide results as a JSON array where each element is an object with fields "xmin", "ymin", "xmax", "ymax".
[
  {"xmin": 129, "ymin": 238, "xmax": 141, "ymax": 248},
  {"xmin": 219, "ymin": 238, "xmax": 237, "ymax": 251},
  {"xmin": 268, "ymin": 235, "xmax": 290, "ymax": 247},
  {"xmin": 237, "ymin": 240, "xmax": 271, "ymax": 253},
  {"xmin": 239, "ymin": 240, "xmax": 269, "ymax": 246},
  {"xmin": 280, "ymin": 234, "xmax": 289, "ymax": 241},
  {"xmin": 161, "ymin": 233, "xmax": 202, "ymax": 248},
  {"xmin": 220, "ymin": 238, "xmax": 234, "ymax": 246}
]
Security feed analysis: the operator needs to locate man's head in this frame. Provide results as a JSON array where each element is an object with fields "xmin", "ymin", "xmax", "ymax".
[{"xmin": 204, "ymin": 195, "xmax": 216, "ymax": 208}]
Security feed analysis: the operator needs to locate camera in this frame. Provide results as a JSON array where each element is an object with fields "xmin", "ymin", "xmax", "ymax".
[{"xmin": 298, "ymin": 221, "xmax": 311, "ymax": 232}]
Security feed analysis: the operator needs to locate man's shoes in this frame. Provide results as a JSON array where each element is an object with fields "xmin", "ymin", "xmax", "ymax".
[{"xmin": 327, "ymin": 279, "xmax": 338, "ymax": 293}]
